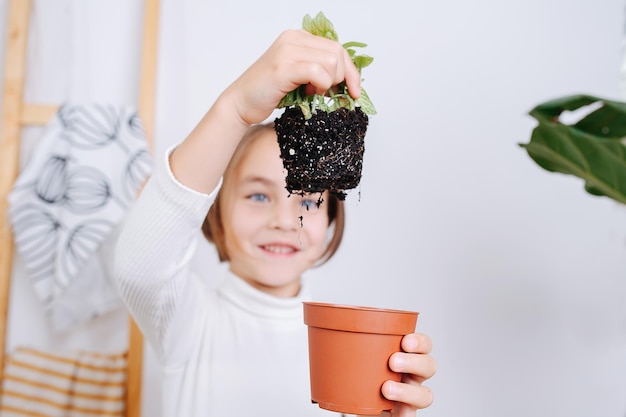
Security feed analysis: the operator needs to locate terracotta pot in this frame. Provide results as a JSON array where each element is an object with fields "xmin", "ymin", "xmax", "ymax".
[{"xmin": 303, "ymin": 302, "xmax": 419, "ymax": 416}]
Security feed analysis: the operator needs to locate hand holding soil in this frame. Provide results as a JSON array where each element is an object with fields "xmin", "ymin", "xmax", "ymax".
[
  {"xmin": 274, "ymin": 12, "xmax": 376, "ymax": 199},
  {"xmin": 222, "ymin": 28, "xmax": 362, "ymax": 127}
]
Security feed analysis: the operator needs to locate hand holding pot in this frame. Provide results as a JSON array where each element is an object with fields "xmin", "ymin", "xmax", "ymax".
[
  {"xmin": 379, "ymin": 333, "xmax": 436, "ymax": 417},
  {"xmin": 304, "ymin": 303, "xmax": 435, "ymax": 416}
]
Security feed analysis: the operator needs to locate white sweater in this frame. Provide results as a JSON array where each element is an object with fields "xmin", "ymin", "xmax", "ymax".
[{"xmin": 114, "ymin": 150, "xmax": 336, "ymax": 416}]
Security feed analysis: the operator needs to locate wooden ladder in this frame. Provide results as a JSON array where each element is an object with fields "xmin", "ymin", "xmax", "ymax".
[{"xmin": 0, "ymin": 1, "xmax": 159, "ymax": 416}]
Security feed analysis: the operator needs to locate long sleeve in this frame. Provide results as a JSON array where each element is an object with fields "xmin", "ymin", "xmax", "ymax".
[{"xmin": 114, "ymin": 147, "xmax": 220, "ymax": 365}]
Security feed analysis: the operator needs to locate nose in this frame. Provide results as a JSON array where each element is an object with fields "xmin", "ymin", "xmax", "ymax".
[{"xmin": 269, "ymin": 198, "xmax": 300, "ymax": 231}]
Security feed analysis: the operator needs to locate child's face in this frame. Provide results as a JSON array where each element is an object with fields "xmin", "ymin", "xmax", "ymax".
[{"xmin": 220, "ymin": 128, "xmax": 330, "ymax": 297}]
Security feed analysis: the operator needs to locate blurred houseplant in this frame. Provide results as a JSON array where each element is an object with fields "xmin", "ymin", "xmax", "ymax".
[
  {"xmin": 520, "ymin": 94, "xmax": 626, "ymax": 203},
  {"xmin": 520, "ymin": 94, "xmax": 626, "ymax": 416}
]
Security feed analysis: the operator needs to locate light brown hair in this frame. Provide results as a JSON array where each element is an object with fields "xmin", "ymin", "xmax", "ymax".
[{"xmin": 201, "ymin": 123, "xmax": 345, "ymax": 266}]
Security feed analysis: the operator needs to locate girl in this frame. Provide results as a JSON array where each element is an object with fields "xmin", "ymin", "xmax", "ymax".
[{"xmin": 115, "ymin": 29, "xmax": 436, "ymax": 417}]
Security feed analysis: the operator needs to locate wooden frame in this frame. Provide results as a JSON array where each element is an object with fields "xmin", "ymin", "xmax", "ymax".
[{"xmin": 0, "ymin": 1, "xmax": 159, "ymax": 416}]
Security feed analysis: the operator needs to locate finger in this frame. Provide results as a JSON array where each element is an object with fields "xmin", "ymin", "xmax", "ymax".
[
  {"xmin": 381, "ymin": 379, "xmax": 434, "ymax": 410},
  {"xmin": 278, "ymin": 29, "xmax": 360, "ymax": 98},
  {"xmin": 273, "ymin": 58, "xmax": 336, "ymax": 94},
  {"xmin": 401, "ymin": 333, "xmax": 433, "ymax": 354},
  {"xmin": 389, "ymin": 351, "xmax": 437, "ymax": 382},
  {"xmin": 294, "ymin": 34, "xmax": 348, "ymax": 93},
  {"xmin": 288, "ymin": 30, "xmax": 360, "ymax": 98},
  {"xmin": 342, "ymin": 50, "xmax": 361, "ymax": 99},
  {"xmin": 303, "ymin": 83, "xmax": 330, "ymax": 97},
  {"xmin": 303, "ymin": 84, "xmax": 343, "ymax": 98}
]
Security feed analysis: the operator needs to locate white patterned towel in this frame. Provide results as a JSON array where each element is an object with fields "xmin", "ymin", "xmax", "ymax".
[{"xmin": 8, "ymin": 104, "xmax": 152, "ymax": 332}]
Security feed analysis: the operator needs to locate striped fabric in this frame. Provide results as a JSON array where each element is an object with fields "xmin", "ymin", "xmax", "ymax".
[{"xmin": 0, "ymin": 347, "xmax": 127, "ymax": 417}]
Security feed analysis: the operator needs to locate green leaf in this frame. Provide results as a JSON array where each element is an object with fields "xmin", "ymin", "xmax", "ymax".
[
  {"xmin": 299, "ymin": 102, "xmax": 313, "ymax": 120},
  {"xmin": 336, "ymin": 95, "xmax": 354, "ymax": 111},
  {"xmin": 277, "ymin": 86, "xmax": 307, "ymax": 109},
  {"xmin": 353, "ymin": 55, "xmax": 374, "ymax": 71},
  {"xmin": 277, "ymin": 91, "xmax": 296, "ymax": 108},
  {"xmin": 531, "ymin": 94, "xmax": 626, "ymax": 137},
  {"xmin": 302, "ymin": 12, "xmax": 338, "ymax": 41},
  {"xmin": 343, "ymin": 41, "xmax": 368, "ymax": 49},
  {"xmin": 521, "ymin": 94, "xmax": 626, "ymax": 204},
  {"xmin": 357, "ymin": 88, "xmax": 377, "ymax": 115},
  {"xmin": 530, "ymin": 95, "xmax": 602, "ymax": 121}
]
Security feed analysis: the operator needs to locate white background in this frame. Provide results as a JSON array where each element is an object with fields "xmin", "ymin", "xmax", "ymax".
[{"xmin": 1, "ymin": 1, "xmax": 626, "ymax": 416}]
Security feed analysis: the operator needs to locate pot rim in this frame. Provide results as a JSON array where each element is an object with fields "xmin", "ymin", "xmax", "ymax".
[{"xmin": 303, "ymin": 302, "xmax": 418, "ymax": 335}]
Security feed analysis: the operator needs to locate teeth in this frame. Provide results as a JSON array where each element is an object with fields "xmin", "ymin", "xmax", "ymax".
[{"xmin": 263, "ymin": 245, "xmax": 295, "ymax": 254}]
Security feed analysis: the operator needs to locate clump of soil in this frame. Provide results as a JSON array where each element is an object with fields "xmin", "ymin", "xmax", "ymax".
[{"xmin": 274, "ymin": 106, "xmax": 369, "ymax": 200}]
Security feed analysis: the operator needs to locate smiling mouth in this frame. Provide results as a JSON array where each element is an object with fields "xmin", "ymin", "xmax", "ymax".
[{"xmin": 261, "ymin": 244, "xmax": 297, "ymax": 255}]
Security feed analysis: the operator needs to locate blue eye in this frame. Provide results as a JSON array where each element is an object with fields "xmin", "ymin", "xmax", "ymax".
[
  {"xmin": 249, "ymin": 193, "xmax": 269, "ymax": 202},
  {"xmin": 300, "ymin": 198, "xmax": 320, "ymax": 212}
]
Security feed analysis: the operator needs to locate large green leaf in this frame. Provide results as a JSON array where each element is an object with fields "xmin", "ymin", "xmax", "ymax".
[{"xmin": 520, "ymin": 94, "xmax": 626, "ymax": 204}]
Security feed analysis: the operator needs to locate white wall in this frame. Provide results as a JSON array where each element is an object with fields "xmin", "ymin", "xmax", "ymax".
[{"xmin": 2, "ymin": 1, "xmax": 626, "ymax": 416}]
